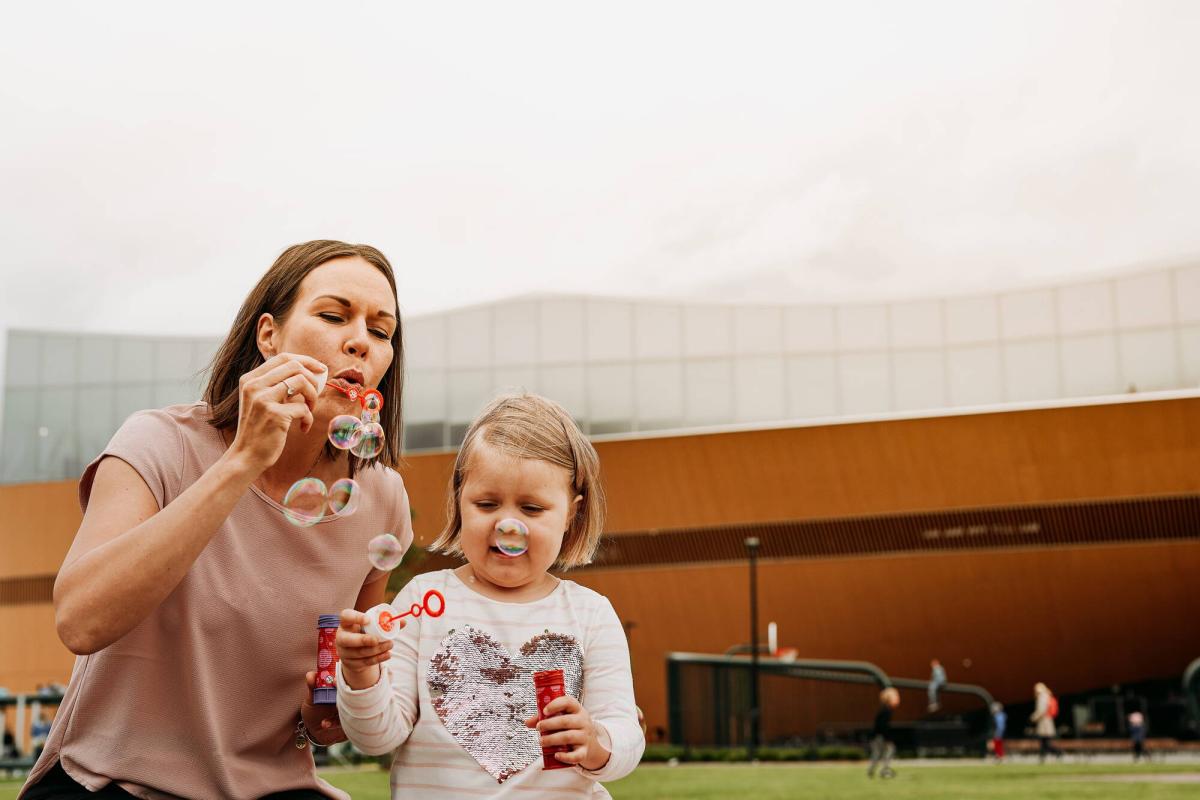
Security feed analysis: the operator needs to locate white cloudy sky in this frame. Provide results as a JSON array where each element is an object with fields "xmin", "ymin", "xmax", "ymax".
[{"xmin": 2, "ymin": 0, "xmax": 1200, "ymax": 338}]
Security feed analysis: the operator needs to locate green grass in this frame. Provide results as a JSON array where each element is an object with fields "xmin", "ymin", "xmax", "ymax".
[{"xmin": 3, "ymin": 762, "xmax": 1198, "ymax": 799}]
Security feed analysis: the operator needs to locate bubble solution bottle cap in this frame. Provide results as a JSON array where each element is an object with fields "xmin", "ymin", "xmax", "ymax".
[{"xmin": 533, "ymin": 669, "xmax": 571, "ymax": 770}]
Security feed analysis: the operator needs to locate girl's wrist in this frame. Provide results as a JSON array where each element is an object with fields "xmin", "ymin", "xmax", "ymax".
[
  {"xmin": 581, "ymin": 724, "xmax": 612, "ymax": 771},
  {"xmin": 343, "ymin": 663, "xmax": 381, "ymax": 691}
]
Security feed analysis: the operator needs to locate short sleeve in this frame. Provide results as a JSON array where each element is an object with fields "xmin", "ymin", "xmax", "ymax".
[{"xmin": 79, "ymin": 409, "xmax": 185, "ymax": 513}]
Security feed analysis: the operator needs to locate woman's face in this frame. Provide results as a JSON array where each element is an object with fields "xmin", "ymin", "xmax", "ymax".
[
  {"xmin": 258, "ymin": 255, "xmax": 397, "ymax": 419},
  {"xmin": 457, "ymin": 439, "xmax": 580, "ymax": 597}
]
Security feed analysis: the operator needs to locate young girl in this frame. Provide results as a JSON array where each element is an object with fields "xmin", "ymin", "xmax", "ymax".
[{"xmin": 335, "ymin": 394, "xmax": 644, "ymax": 797}]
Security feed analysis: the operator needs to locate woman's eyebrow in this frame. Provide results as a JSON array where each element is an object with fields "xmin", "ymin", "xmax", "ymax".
[{"xmin": 315, "ymin": 294, "xmax": 396, "ymax": 320}]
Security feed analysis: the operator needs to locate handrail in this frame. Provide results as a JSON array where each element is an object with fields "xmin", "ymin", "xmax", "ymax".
[
  {"xmin": 668, "ymin": 651, "xmax": 893, "ymax": 687},
  {"xmin": 666, "ymin": 652, "xmax": 995, "ymax": 748},
  {"xmin": 0, "ymin": 692, "xmax": 65, "ymax": 759}
]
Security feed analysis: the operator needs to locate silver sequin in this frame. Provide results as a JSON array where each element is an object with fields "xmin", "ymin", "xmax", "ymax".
[{"xmin": 428, "ymin": 626, "xmax": 584, "ymax": 782}]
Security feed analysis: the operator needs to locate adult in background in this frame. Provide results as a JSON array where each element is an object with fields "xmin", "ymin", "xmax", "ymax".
[
  {"xmin": 21, "ymin": 241, "xmax": 414, "ymax": 799},
  {"xmin": 927, "ymin": 658, "xmax": 947, "ymax": 712},
  {"xmin": 1128, "ymin": 710, "xmax": 1149, "ymax": 762},
  {"xmin": 866, "ymin": 687, "xmax": 900, "ymax": 779},
  {"xmin": 1030, "ymin": 682, "xmax": 1062, "ymax": 763}
]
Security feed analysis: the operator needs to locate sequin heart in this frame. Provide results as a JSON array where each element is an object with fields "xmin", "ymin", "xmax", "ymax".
[{"xmin": 428, "ymin": 626, "xmax": 584, "ymax": 783}]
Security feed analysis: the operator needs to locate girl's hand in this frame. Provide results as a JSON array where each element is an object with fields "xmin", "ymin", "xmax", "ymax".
[
  {"xmin": 227, "ymin": 352, "xmax": 326, "ymax": 473},
  {"xmin": 335, "ymin": 608, "xmax": 397, "ymax": 690},
  {"xmin": 524, "ymin": 694, "xmax": 611, "ymax": 771}
]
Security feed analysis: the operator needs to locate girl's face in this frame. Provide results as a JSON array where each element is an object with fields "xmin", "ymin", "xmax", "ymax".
[
  {"xmin": 458, "ymin": 439, "xmax": 581, "ymax": 599},
  {"xmin": 258, "ymin": 256, "xmax": 397, "ymax": 421}
]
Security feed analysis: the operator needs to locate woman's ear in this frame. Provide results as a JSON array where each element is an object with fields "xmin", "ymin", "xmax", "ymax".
[{"xmin": 256, "ymin": 313, "xmax": 278, "ymax": 359}]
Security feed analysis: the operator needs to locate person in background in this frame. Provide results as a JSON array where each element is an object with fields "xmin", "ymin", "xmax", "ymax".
[
  {"xmin": 1031, "ymin": 682, "xmax": 1062, "ymax": 763},
  {"xmin": 928, "ymin": 658, "xmax": 947, "ymax": 711},
  {"xmin": 1127, "ymin": 710, "xmax": 1149, "ymax": 762},
  {"xmin": 990, "ymin": 702, "xmax": 1006, "ymax": 762},
  {"xmin": 867, "ymin": 688, "xmax": 900, "ymax": 779}
]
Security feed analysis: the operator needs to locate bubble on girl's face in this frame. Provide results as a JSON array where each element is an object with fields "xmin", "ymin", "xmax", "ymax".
[
  {"xmin": 494, "ymin": 517, "xmax": 529, "ymax": 557},
  {"xmin": 328, "ymin": 415, "xmax": 363, "ymax": 450},
  {"xmin": 283, "ymin": 477, "xmax": 327, "ymax": 527},
  {"xmin": 351, "ymin": 422, "xmax": 385, "ymax": 459},
  {"xmin": 327, "ymin": 477, "xmax": 360, "ymax": 518},
  {"xmin": 359, "ymin": 408, "xmax": 380, "ymax": 425},
  {"xmin": 368, "ymin": 533, "xmax": 405, "ymax": 570},
  {"xmin": 360, "ymin": 389, "xmax": 384, "ymax": 415}
]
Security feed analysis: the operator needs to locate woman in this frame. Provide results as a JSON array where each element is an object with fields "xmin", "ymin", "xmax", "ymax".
[
  {"xmin": 1031, "ymin": 682, "xmax": 1062, "ymax": 763},
  {"xmin": 21, "ymin": 241, "xmax": 413, "ymax": 799}
]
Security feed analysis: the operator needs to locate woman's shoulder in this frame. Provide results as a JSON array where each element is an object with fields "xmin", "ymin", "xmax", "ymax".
[
  {"xmin": 355, "ymin": 462, "xmax": 406, "ymax": 491},
  {"xmin": 119, "ymin": 402, "xmax": 219, "ymax": 445}
]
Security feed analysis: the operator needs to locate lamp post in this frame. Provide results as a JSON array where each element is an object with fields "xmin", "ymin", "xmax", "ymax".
[{"xmin": 745, "ymin": 536, "xmax": 761, "ymax": 759}]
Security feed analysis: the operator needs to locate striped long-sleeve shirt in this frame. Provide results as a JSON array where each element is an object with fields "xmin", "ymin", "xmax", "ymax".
[{"xmin": 337, "ymin": 569, "xmax": 645, "ymax": 798}]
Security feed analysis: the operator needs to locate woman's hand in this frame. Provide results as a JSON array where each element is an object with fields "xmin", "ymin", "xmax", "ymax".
[
  {"xmin": 524, "ymin": 694, "xmax": 611, "ymax": 771},
  {"xmin": 301, "ymin": 671, "xmax": 346, "ymax": 746},
  {"xmin": 227, "ymin": 352, "xmax": 326, "ymax": 473},
  {"xmin": 335, "ymin": 608, "xmax": 396, "ymax": 690}
]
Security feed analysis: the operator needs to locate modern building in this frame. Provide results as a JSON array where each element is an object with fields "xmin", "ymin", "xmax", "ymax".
[{"xmin": 3, "ymin": 262, "xmax": 1199, "ymax": 747}]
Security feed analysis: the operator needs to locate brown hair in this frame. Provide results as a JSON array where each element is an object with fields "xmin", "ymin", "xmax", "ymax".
[
  {"xmin": 204, "ymin": 240, "xmax": 404, "ymax": 470},
  {"xmin": 430, "ymin": 393, "xmax": 605, "ymax": 570}
]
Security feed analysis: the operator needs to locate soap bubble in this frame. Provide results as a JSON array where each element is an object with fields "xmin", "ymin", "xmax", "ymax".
[
  {"xmin": 351, "ymin": 422, "xmax": 385, "ymax": 459},
  {"xmin": 327, "ymin": 477, "xmax": 360, "ymax": 518},
  {"xmin": 495, "ymin": 518, "xmax": 529, "ymax": 557},
  {"xmin": 368, "ymin": 533, "xmax": 405, "ymax": 570},
  {"xmin": 283, "ymin": 477, "xmax": 327, "ymax": 527},
  {"xmin": 359, "ymin": 408, "xmax": 380, "ymax": 424},
  {"xmin": 328, "ymin": 415, "xmax": 363, "ymax": 450}
]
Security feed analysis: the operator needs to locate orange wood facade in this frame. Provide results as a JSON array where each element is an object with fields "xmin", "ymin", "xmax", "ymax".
[{"xmin": 4, "ymin": 396, "xmax": 1198, "ymax": 741}]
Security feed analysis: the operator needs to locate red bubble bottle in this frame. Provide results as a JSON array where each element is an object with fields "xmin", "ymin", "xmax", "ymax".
[
  {"xmin": 533, "ymin": 669, "xmax": 571, "ymax": 769},
  {"xmin": 313, "ymin": 614, "xmax": 340, "ymax": 704}
]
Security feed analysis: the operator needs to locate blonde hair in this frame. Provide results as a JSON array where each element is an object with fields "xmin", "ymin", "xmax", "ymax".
[
  {"xmin": 880, "ymin": 687, "xmax": 900, "ymax": 706},
  {"xmin": 429, "ymin": 394, "xmax": 606, "ymax": 569}
]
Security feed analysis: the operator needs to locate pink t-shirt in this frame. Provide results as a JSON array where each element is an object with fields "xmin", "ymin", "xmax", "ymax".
[{"xmin": 22, "ymin": 402, "xmax": 414, "ymax": 800}]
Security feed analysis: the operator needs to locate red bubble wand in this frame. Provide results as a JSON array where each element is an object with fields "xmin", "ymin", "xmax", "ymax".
[{"xmin": 375, "ymin": 589, "xmax": 446, "ymax": 634}]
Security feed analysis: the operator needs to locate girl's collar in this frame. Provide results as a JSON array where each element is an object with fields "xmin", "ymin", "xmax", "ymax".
[{"xmin": 451, "ymin": 565, "xmax": 562, "ymax": 605}]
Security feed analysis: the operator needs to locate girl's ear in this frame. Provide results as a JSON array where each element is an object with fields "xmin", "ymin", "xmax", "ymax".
[{"xmin": 566, "ymin": 494, "xmax": 583, "ymax": 533}]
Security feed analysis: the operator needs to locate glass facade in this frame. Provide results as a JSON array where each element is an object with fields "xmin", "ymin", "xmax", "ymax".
[{"xmin": 4, "ymin": 263, "xmax": 1200, "ymax": 483}]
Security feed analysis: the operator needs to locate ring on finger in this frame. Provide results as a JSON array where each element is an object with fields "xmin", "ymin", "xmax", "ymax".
[{"xmin": 283, "ymin": 377, "xmax": 297, "ymax": 397}]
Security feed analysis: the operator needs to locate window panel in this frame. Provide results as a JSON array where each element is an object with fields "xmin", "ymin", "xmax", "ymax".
[
  {"xmin": 837, "ymin": 352, "xmax": 890, "ymax": 414},
  {"xmin": 946, "ymin": 345, "xmax": 1003, "ymax": 407},
  {"xmin": 891, "ymin": 350, "xmax": 945, "ymax": 410},
  {"xmin": 1060, "ymin": 334, "xmax": 1120, "ymax": 397},
  {"xmin": 1002, "ymin": 339, "xmax": 1058, "ymax": 401},
  {"xmin": 786, "ymin": 355, "xmax": 837, "ymax": 418}
]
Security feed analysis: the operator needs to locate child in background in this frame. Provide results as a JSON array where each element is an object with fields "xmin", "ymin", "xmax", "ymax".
[
  {"xmin": 335, "ymin": 394, "xmax": 645, "ymax": 797},
  {"xmin": 990, "ymin": 702, "xmax": 1007, "ymax": 761}
]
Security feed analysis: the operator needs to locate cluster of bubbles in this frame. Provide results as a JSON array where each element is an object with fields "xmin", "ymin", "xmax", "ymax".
[
  {"xmin": 281, "ymin": 476, "xmax": 360, "ymax": 527},
  {"xmin": 277, "ymin": 380, "xmax": 409, "ymax": 573},
  {"xmin": 281, "ymin": 385, "xmax": 384, "ymax": 527},
  {"xmin": 327, "ymin": 388, "xmax": 385, "ymax": 460}
]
